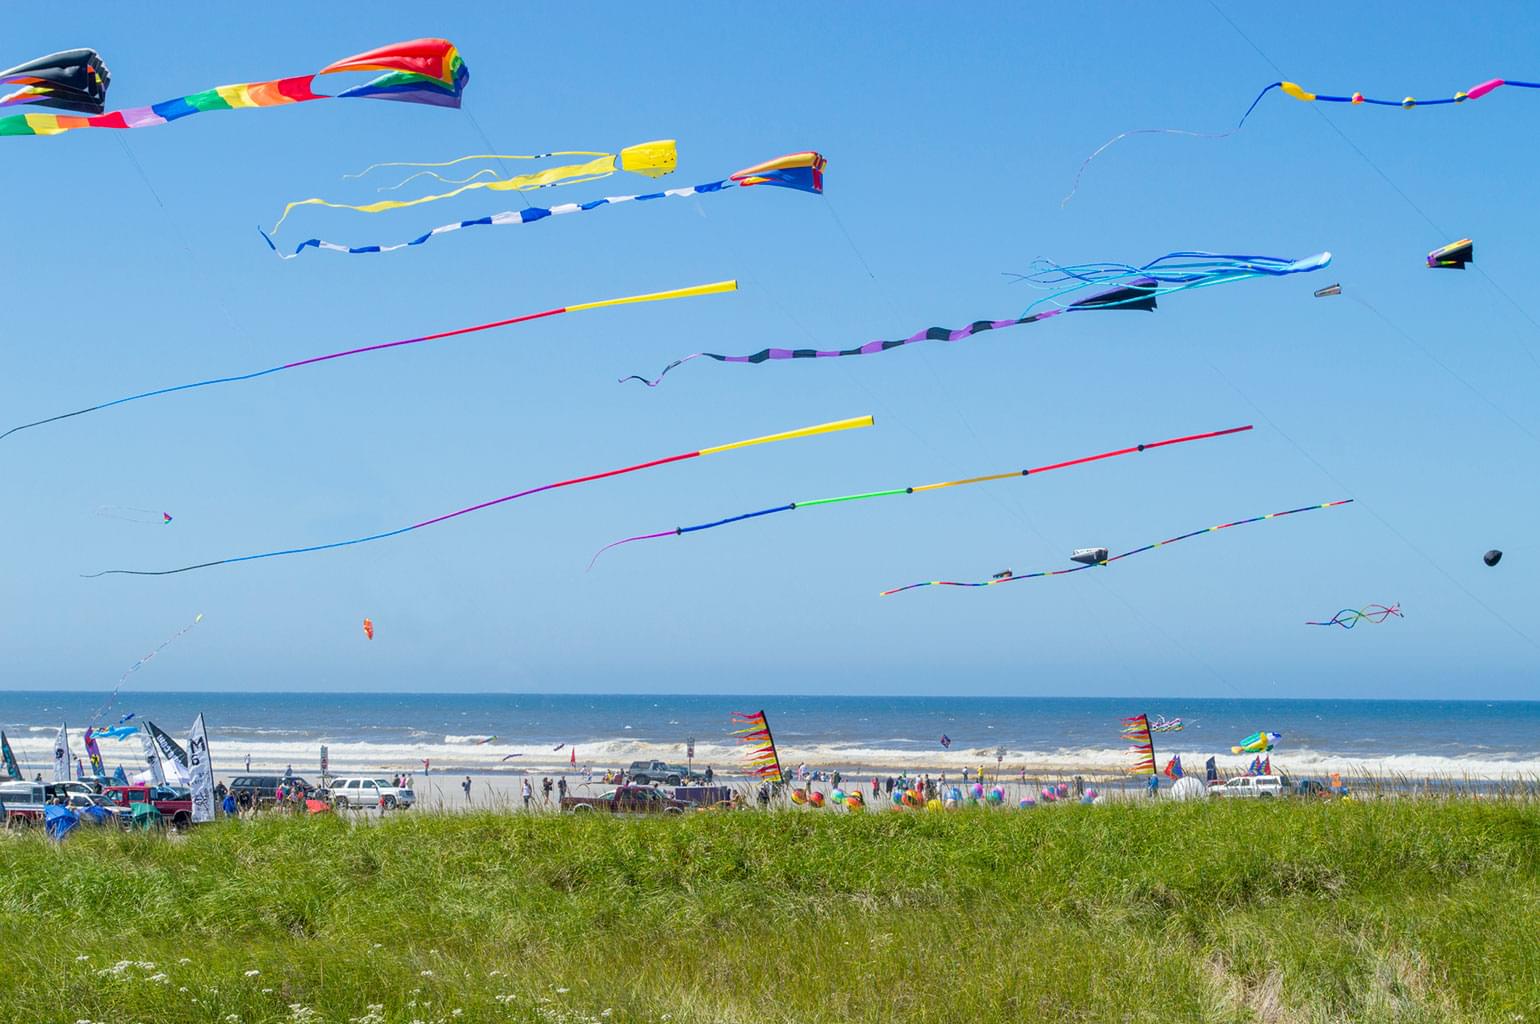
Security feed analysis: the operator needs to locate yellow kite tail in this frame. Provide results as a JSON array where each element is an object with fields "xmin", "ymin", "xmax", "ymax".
[
  {"xmin": 700, "ymin": 415, "xmax": 875, "ymax": 456},
  {"xmin": 271, "ymin": 142, "xmax": 680, "ymax": 234}
]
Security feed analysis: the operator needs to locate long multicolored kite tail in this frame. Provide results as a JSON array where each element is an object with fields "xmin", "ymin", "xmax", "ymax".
[
  {"xmin": 732, "ymin": 710, "xmax": 784, "ymax": 784},
  {"xmin": 1065, "ymin": 76, "xmax": 1540, "ymax": 203},
  {"xmin": 1122, "ymin": 714, "xmax": 1157, "ymax": 777},
  {"xmin": 267, "ymin": 140, "xmax": 679, "ymax": 234},
  {"xmin": 1, "ymin": 281, "xmax": 736, "ymax": 444},
  {"xmin": 1, "ymin": 39, "xmax": 466, "ymax": 137},
  {"xmin": 623, "ymin": 250, "xmax": 1330, "ymax": 385},
  {"xmin": 880, "ymin": 500, "xmax": 1354, "ymax": 596},
  {"xmin": 261, "ymin": 151, "xmax": 825, "ymax": 257},
  {"xmin": 84, "ymin": 416, "xmax": 873, "ymax": 578},
  {"xmin": 88, "ymin": 613, "xmax": 203, "ymax": 725},
  {"xmin": 1306, "ymin": 603, "xmax": 1403, "ymax": 629},
  {"xmin": 588, "ymin": 425, "xmax": 1253, "ymax": 568}
]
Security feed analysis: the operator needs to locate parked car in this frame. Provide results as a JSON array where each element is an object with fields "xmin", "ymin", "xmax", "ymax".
[
  {"xmin": 562, "ymin": 785, "xmax": 688, "ymax": 814},
  {"xmin": 626, "ymin": 760, "xmax": 689, "ymax": 786},
  {"xmin": 0, "ymin": 781, "xmax": 48, "ymax": 826},
  {"xmin": 47, "ymin": 780, "xmax": 103, "ymax": 799},
  {"xmin": 329, "ymin": 777, "xmax": 414, "ymax": 810},
  {"xmin": 1212, "ymin": 774, "xmax": 1289, "ymax": 799},
  {"xmin": 65, "ymin": 792, "xmax": 131, "ymax": 827},
  {"xmin": 227, "ymin": 775, "xmax": 315, "ymax": 808},
  {"xmin": 102, "ymin": 784, "xmax": 193, "ymax": 830}
]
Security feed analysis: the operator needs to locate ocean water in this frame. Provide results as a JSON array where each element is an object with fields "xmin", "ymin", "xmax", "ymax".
[{"xmin": 1, "ymin": 691, "xmax": 1537, "ymax": 780}]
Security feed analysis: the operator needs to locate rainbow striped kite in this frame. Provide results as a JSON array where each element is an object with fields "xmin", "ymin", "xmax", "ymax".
[
  {"xmin": 732, "ymin": 711, "xmax": 784, "ymax": 784},
  {"xmin": 1122, "ymin": 715, "xmax": 1157, "ymax": 777},
  {"xmin": 0, "ymin": 38, "xmax": 465, "ymax": 137}
]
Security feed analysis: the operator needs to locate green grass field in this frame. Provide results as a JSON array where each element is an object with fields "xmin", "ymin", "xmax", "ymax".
[{"xmin": 1, "ymin": 799, "xmax": 1536, "ymax": 1023}]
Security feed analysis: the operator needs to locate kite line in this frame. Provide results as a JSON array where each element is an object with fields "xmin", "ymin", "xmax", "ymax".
[
  {"xmin": 880, "ymin": 500, "xmax": 1354, "ymax": 596},
  {"xmin": 624, "ymin": 250, "xmax": 1330, "ymax": 385},
  {"xmin": 0, "ymin": 280, "xmax": 736, "ymax": 443},
  {"xmin": 1065, "ymin": 75, "xmax": 1540, "ymax": 203},
  {"xmin": 588, "ymin": 425, "xmax": 1253, "ymax": 568},
  {"xmin": 85, "ymin": 415, "xmax": 874, "ymax": 578},
  {"xmin": 88, "ymin": 613, "xmax": 204, "ymax": 725},
  {"xmin": 1306, "ymin": 603, "xmax": 1403, "ymax": 628}
]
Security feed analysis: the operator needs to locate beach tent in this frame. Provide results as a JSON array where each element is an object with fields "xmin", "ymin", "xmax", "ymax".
[
  {"xmin": 1168, "ymin": 776, "xmax": 1207, "ymax": 802},
  {"xmin": 304, "ymin": 798, "xmax": 331, "ymax": 814},
  {"xmin": 44, "ymin": 804, "xmax": 80, "ymax": 841},
  {"xmin": 78, "ymin": 804, "xmax": 113, "ymax": 826},
  {"xmin": 130, "ymin": 803, "xmax": 162, "ymax": 831}
]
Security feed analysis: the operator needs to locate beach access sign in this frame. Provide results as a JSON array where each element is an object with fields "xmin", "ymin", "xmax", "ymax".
[{"xmin": 320, "ymin": 745, "xmax": 329, "ymax": 775}]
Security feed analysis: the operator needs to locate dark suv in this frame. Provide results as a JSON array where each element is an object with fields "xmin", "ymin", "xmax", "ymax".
[{"xmin": 227, "ymin": 775, "xmax": 314, "ymax": 807}]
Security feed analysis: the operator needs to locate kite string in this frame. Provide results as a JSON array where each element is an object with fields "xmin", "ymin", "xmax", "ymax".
[
  {"xmin": 821, "ymin": 201, "xmax": 1245, "ymax": 695},
  {"xmin": 1205, "ymin": 358, "xmax": 1540, "ymax": 653},
  {"xmin": 1205, "ymin": 0, "xmax": 1540, "ymax": 374},
  {"xmin": 87, "ymin": 613, "xmax": 203, "ymax": 725}
]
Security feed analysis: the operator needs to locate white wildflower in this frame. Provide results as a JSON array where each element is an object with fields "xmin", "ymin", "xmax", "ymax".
[
  {"xmin": 74, "ymin": 955, "xmax": 90, "ymax": 962},
  {"xmin": 178, "ymin": 957, "xmax": 192, "ymax": 965},
  {"xmin": 420, "ymin": 969, "xmax": 434, "ymax": 977},
  {"xmin": 147, "ymin": 972, "xmax": 168, "ymax": 983},
  {"xmin": 244, "ymin": 969, "xmax": 261, "ymax": 977},
  {"xmin": 262, "ymin": 987, "xmax": 274, "ymax": 994},
  {"xmin": 556, "ymin": 988, "xmax": 570, "ymax": 995}
]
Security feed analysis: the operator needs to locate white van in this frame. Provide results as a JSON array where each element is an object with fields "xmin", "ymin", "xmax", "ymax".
[{"xmin": 1213, "ymin": 774, "xmax": 1288, "ymax": 799}]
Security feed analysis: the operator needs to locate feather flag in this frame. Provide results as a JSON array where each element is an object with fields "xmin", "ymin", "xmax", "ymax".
[
  {"xmin": 1121, "ymin": 714, "xmax": 1156, "ymax": 776},
  {"xmin": 82, "ymin": 727, "xmax": 107, "ymax": 780},
  {"xmin": 731, "ymin": 710, "xmax": 784, "ymax": 784},
  {"xmin": 0, "ymin": 730, "xmax": 21, "ymax": 780}
]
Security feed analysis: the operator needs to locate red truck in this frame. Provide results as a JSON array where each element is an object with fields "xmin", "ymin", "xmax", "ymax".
[
  {"xmin": 560, "ymin": 785, "xmax": 688, "ymax": 815},
  {"xmin": 102, "ymin": 784, "xmax": 194, "ymax": 830}
]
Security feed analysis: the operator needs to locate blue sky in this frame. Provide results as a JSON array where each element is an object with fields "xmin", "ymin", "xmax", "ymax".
[{"xmin": 4, "ymin": 4, "xmax": 1538, "ymax": 698}]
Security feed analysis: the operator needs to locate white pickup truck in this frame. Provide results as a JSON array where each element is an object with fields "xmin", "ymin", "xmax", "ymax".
[
  {"xmin": 1212, "ymin": 774, "xmax": 1289, "ymax": 799},
  {"xmin": 328, "ymin": 777, "xmax": 415, "ymax": 810}
]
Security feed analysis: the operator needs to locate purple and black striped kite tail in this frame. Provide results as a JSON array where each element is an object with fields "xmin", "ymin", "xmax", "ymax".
[{"xmin": 620, "ymin": 314, "xmax": 1060, "ymax": 387}]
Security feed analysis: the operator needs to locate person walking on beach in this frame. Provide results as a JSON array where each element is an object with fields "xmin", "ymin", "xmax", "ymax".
[
  {"xmin": 521, "ymin": 778, "xmax": 533, "ymax": 809},
  {"xmin": 557, "ymin": 777, "xmax": 568, "ymax": 800},
  {"xmin": 704, "ymin": 765, "xmax": 714, "ymax": 785},
  {"xmin": 245, "ymin": 754, "xmax": 251, "ymax": 772},
  {"xmin": 462, "ymin": 776, "xmax": 472, "ymax": 802},
  {"xmin": 542, "ymin": 777, "xmax": 553, "ymax": 804}
]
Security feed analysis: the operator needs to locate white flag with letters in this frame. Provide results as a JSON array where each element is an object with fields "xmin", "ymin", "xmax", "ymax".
[
  {"xmin": 52, "ymin": 723, "xmax": 71, "ymax": 783},
  {"xmin": 186, "ymin": 714, "xmax": 215, "ymax": 824}
]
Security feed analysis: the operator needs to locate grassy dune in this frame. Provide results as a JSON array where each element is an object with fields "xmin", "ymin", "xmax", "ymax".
[{"xmin": 1, "ymin": 800, "xmax": 1536, "ymax": 1023}]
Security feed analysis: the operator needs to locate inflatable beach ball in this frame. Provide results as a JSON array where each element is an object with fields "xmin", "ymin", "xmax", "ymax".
[
  {"xmin": 1055, "ymin": 783, "xmax": 1069, "ymax": 798},
  {"xmin": 809, "ymin": 790, "xmax": 826, "ymax": 808},
  {"xmin": 926, "ymin": 798, "xmax": 943, "ymax": 812},
  {"xmin": 988, "ymin": 787, "xmax": 1004, "ymax": 804},
  {"xmin": 1085, "ymin": 788, "xmax": 1099, "ymax": 800},
  {"xmin": 1040, "ymin": 786, "xmax": 1056, "ymax": 802},
  {"xmin": 845, "ymin": 792, "xmax": 864, "ymax": 810},
  {"xmin": 948, "ymin": 786, "xmax": 963, "ymax": 803},
  {"xmin": 790, "ymin": 789, "xmax": 808, "ymax": 805},
  {"xmin": 891, "ymin": 789, "xmax": 905, "ymax": 805},
  {"xmin": 971, "ymin": 783, "xmax": 985, "ymax": 799},
  {"xmin": 1019, "ymin": 797, "xmax": 1036, "ymax": 809},
  {"xmin": 831, "ymin": 788, "xmax": 846, "ymax": 804}
]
